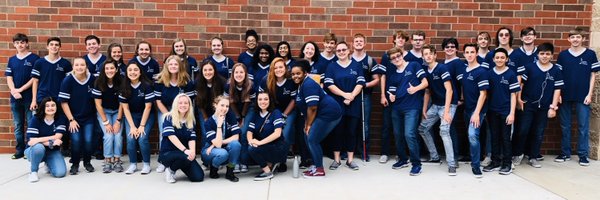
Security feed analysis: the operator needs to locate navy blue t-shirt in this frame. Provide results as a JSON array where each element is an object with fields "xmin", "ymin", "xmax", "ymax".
[
  {"xmin": 31, "ymin": 56, "xmax": 72, "ymax": 102},
  {"xmin": 352, "ymin": 54, "xmax": 382, "ymax": 95},
  {"xmin": 154, "ymin": 81, "xmax": 196, "ymax": 111},
  {"xmin": 521, "ymin": 62, "xmax": 564, "ymax": 109},
  {"xmin": 26, "ymin": 116, "xmax": 67, "ymax": 149},
  {"xmin": 251, "ymin": 63, "xmax": 270, "ymax": 84},
  {"xmin": 238, "ymin": 51, "xmax": 254, "ymax": 71},
  {"xmin": 487, "ymin": 67, "xmax": 521, "ymax": 115},
  {"xmin": 83, "ymin": 54, "xmax": 107, "ymax": 77},
  {"xmin": 160, "ymin": 115, "xmax": 197, "ymax": 153},
  {"xmin": 204, "ymin": 114, "xmax": 241, "ymax": 148},
  {"xmin": 205, "ymin": 55, "xmax": 234, "ymax": 79},
  {"xmin": 295, "ymin": 77, "xmax": 341, "ymax": 121},
  {"xmin": 128, "ymin": 56, "xmax": 160, "ymax": 81},
  {"xmin": 313, "ymin": 53, "xmax": 337, "ymax": 81},
  {"xmin": 557, "ymin": 48, "xmax": 600, "ymax": 102},
  {"xmin": 457, "ymin": 66, "xmax": 489, "ymax": 114},
  {"xmin": 58, "ymin": 74, "xmax": 96, "ymax": 122},
  {"xmin": 258, "ymin": 77, "xmax": 297, "ymax": 112},
  {"xmin": 425, "ymin": 63, "xmax": 457, "ymax": 106},
  {"xmin": 404, "ymin": 50, "xmax": 424, "ymax": 66},
  {"xmin": 512, "ymin": 46, "xmax": 538, "ymax": 74},
  {"xmin": 324, "ymin": 60, "xmax": 366, "ymax": 118},
  {"xmin": 185, "ymin": 56, "xmax": 199, "ymax": 80},
  {"xmin": 118, "ymin": 82, "xmax": 155, "ymax": 114},
  {"xmin": 386, "ymin": 62, "xmax": 426, "ymax": 111},
  {"xmin": 224, "ymin": 83, "xmax": 257, "ymax": 119},
  {"xmin": 444, "ymin": 58, "xmax": 466, "ymax": 101},
  {"xmin": 483, "ymin": 48, "xmax": 521, "ymax": 74},
  {"xmin": 477, "ymin": 54, "xmax": 486, "ymax": 65},
  {"xmin": 92, "ymin": 83, "xmax": 120, "ymax": 110},
  {"xmin": 285, "ymin": 59, "xmax": 296, "ymax": 72},
  {"xmin": 248, "ymin": 109, "xmax": 285, "ymax": 143},
  {"xmin": 6, "ymin": 52, "xmax": 39, "ymax": 103}
]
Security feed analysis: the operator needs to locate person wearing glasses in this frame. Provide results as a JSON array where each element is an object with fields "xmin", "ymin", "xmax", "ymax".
[
  {"xmin": 483, "ymin": 27, "xmax": 517, "ymax": 71},
  {"xmin": 403, "ymin": 30, "xmax": 426, "ymax": 65},
  {"xmin": 441, "ymin": 38, "xmax": 464, "ymax": 165},
  {"xmin": 514, "ymin": 42, "xmax": 563, "ymax": 169}
]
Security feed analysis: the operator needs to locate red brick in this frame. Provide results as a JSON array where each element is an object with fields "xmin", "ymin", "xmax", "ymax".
[
  {"xmin": 459, "ymin": 2, "xmax": 478, "ymax": 10},
  {"xmin": 93, "ymin": 2, "xmax": 114, "ymax": 9},
  {"xmin": 156, "ymin": 3, "xmax": 177, "ymax": 10},
  {"xmin": 438, "ymin": 17, "xmax": 457, "ymax": 23},
  {"xmin": 417, "ymin": 2, "xmax": 437, "ymax": 9},
  {"xmin": 59, "ymin": 8, "xmax": 79, "ymax": 15},
  {"xmin": 368, "ymin": 8, "xmax": 388, "ymax": 15},
  {"xmin": 535, "ymin": 11, "xmax": 556, "ymax": 18},
  {"xmin": 283, "ymin": 7, "xmax": 303, "ymax": 13},
  {"xmin": 37, "ymin": 22, "xmax": 57, "ymax": 29},
  {"xmin": 347, "ymin": 8, "xmax": 367, "ymax": 15},
  {"xmin": 305, "ymin": 7, "xmax": 325, "ymax": 14},
  {"xmin": 221, "ymin": 5, "xmax": 241, "ymax": 12},
  {"xmin": 80, "ymin": 8, "xmax": 101, "ymax": 15},
  {"xmin": 374, "ymin": 1, "xmax": 395, "ymax": 8},
  {"xmin": 290, "ymin": 0, "xmax": 309, "ymax": 6}
]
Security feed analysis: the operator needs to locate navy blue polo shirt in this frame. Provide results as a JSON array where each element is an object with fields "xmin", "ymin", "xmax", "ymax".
[
  {"xmin": 248, "ymin": 109, "xmax": 285, "ymax": 143},
  {"xmin": 521, "ymin": 62, "xmax": 564, "ymax": 109},
  {"xmin": 557, "ymin": 48, "xmax": 600, "ymax": 102},
  {"xmin": 386, "ymin": 62, "xmax": 426, "ymax": 111},
  {"xmin": 6, "ymin": 52, "xmax": 39, "ymax": 103},
  {"xmin": 58, "ymin": 74, "xmax": 96, "ymax": 122},
  {"xmin": 251, "ymin": 63, "xmax": 270, "ymax": 83},
  {"xmin": 295, "ymin": 77, "xmax": 341, "ymax": 121},
  {"xmin": 483, "ymin": 48, "xmax": 521, "ymax": 74},
  {"xmin": 404, "ymin": 50, "xmax": 424, "ymax": 66},
  {"xmin": 512, "ymin": 46, "xmax": 538, "ymax": 74},
  {"xmin": 352, "ymin": 54, "xmax": 381, "ymax": 95},
  {"xmin": 238, "ymin": 51, "xmax": 254, "ymax": 71},
  {"xmin": 258, "ymin": 77, "xmax": 298, "ymax": 112},
  {"xmin": 457, "ymin": 65, "xmax": 489, "ymax": 114},
  {"xmin": 444, "ymin": 57, "xmax": 466, "ymax": 101},
  {"xmin": 31, "ymin": 56, "xmax": 72, "ymax": 102},
  {"xmin": 92, "ymin": 83, "xmax": 120, "ymax": 110},
  {"xmin": 26, "ymin": 116, "xmax": 67, "ymax": 149},
  {"xmin": 425, "ymin": 63, "xmax": 457, "ymax": 106},
  {"xmin": 324, "ymin": 60, "xmax": 366, "ymax": 118},
  {"xmin": 160, "ymin": 115, "xmax": 197, "ymax": 153},
  {"xmin": 488, "ymin": 67, "xmax": 520, "ymax": 115},
  {"xmin": 205, "ymin": 55, "xmax": 234, "ymax": 79}
]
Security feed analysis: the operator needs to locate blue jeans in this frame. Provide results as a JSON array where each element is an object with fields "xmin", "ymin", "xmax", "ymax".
[
  {"xmin": 25, "ymin": 143, "xmax": 66, "ymax": 178},
  {"xmin": 71, "ymin": 118, "xmax": 94, "ymax": 164},
  {"xmin": 201, "ymin": 140, "xmax": 241, "ymax": 167},
  {"xmin": 282, "ymin": 110, "xmax": 298, "ymax": 150},
  {"xmin": 516, "ymin": 104, "xmax": 548, "ymax": 158},
  {"xmin": 559, "ymin": 101, "xmax": 590, "ymax": 158},
  {"xmin": 391, "ymin": 109, "xmax": 421, "ymax": 167},
  {"xmin": 157, "ymin": 111, "xmax": 167, "ymax": 148},
  {"xmin": 125, "ymin": 113, "xmax": 154, "ymax": 164},
  {"xmin": 305, "ymin": 117, "xmax": 341, "ymax": 168},
  {"xmin": 10, "ymin": 99, "xmax": 32, "ymax": 155},
  {"xmin": 418, "ymin": 104, "xmax": 457, "ymax": 167},
  {"xmin": 464, "ymin": 111, "xmax": 485, "ymax": 168},
  {"xmin": 381, "ymin": 105, "xmax": 393, "ymax": 156},
  {"xmin": 98, "ymin": 109, "xmax": 123, "ymax": 158}
]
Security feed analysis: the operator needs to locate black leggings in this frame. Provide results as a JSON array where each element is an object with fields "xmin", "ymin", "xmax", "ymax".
[
  {"xmin": 331, "ymin": 115, "xmax": 359, "ymax": 152},
  {"xmin": 160, "ymin": 151, "xmax": 204, "ymax": 182}
]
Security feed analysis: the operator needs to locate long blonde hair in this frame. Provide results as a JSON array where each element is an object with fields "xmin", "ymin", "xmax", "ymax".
[
  {"xmin": 158, "ymin": 55, "xmax": 190, "ymax": 87},
  {"xmin": 167, "ymin": 94, "xmax": 195, "ymax": 129}
]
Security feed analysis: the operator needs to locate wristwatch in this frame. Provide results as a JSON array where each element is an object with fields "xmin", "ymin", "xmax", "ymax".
[
  {"xmin": 48, "ymin": 140, "xmax": 54, "ymax": 149},
  {"xmin": 549, "ymin": 105, "xmax": 559, "ymax": 110}
]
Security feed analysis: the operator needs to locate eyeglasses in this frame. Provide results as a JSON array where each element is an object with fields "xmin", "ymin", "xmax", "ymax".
[
  {"xmin": 524, "ymin": 33, "xmax": 536, "ymax": 36},
  {"xmin": 390, "ymin": 55, "xmax": 403, "ymax": 60},
  {"xmin": 499, "ymin": 33, "xmax": 510, "ymax": 38},
  {"xmin": 445, "ymin": 45, "xmax": 456, "ymax": 49},
  {"xmin": 336, "ymin": 49, "xmax": 348, "ymax": 53}
]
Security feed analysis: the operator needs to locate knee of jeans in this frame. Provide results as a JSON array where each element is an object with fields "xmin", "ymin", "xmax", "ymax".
[
  {"xmin": 212, "ymin": 148, "xmax": 229, "ymax": 158},
  {"xmin": 228, "ymin": 140, "xmax": 241, "ymax": 151},
  {"xmin": 30, "ymin": 143, "xmax": 46, "ymax": 154},
  {"xmin": 103, "ymin": 133, "xmax": 114, "ymax": 141},
  {"xmin": 52, "ymin": 168, "xmax": 67, "ymax": 178},
  {"xmin": 468, "ymin": 132, "xmax": 479, "ymax": 144}
]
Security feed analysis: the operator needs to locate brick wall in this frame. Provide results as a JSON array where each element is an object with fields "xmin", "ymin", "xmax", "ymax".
[{"xmin": 0, "ymin": 0, "xmax": 594, "ymax": 155}]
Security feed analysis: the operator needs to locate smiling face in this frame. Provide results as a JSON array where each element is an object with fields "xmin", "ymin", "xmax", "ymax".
[
  {"xmin": 45, "ymin": 100, "xmax": 57, "ymax": 116},
  {"xmin": 214, "ymin": 98, "xmax": 230, "ymax": 116},
  {"xmin": 291, "ymin": 67, "xmax": 306, "ymax": 84},
  {"xmin": 422, "ymin": 49, "xmax": 436, "ymax": 64},
  {"xmin": 202, "ymin": 63, "xmax": 215, "ymax": 81},
  {"xmin": 13, "ymin": 40, "xmax": 29, "ymax": 53},
  {"xmin": 394, "ymin": 37, "xmax": 406, "ymax": 49},
  {"xmin": 335, "ymin": 43, "xmax": 349, "ymax": 61},
  {"xmin": 167, "ymin": 58, "xmax": 179, "ymax": 74},
  {"xmin": 498, "ymin": 29, "xmax": 511, "ymax": 46},
  {"xmin": 47, "ymin": 40, "xmax": 60, "ymax": 55},
  {"xmin": 303, "ymin": 43, "xmax": 315, "ymax": 60},
  {"xmin": 259, "ymin": 48, "xmax": 270, "ymax": 63},
  {"xmin": 211, "ymin": 38, "xmax": 223, "ymax": 55},
  {"xmin": 72, "ymin": 58, "xmax": 87, "ymax": 76},
  {"xmin": 464, "ymin": 46, "xmax": 478, "ymax": 63},
  {"xmin": 126, "ymin": 64, "xmax": 141, "ymax": 82},
  {"xmin": 246, "ymin": 36, "xmax": 257, "ymax": 51},
  {"xmin": 110, "ymin": 46, "xmax": 122, "ymax": 61},
  {"xmin": 537, "ymin": 51, "xmax": 553, "ymax": 65},
  {"xmin": 173, "ymin": 41, "xmax": 185, "ymax": 56},
  {"xmin": 353, "ymin": 37, "xmax": 365, "ymax": 51},
  {"xmin": 477, "ymin": 34, "xmax": 489, "ymax": 49},
  {"xmin": 568, "ymin": 34, "xmax": 584, "ymax": 48},
  {"xmin": 177, "ymin": 95, "xmax": 190, "ymax": 115},
  {"xmin": 521, "ymin": 31, "xmax": 536, "ymax": 45},
  {"xmin": 444, "ymin": 43, "xmax": 457, "ymax": 57},
  {"xmin": 273, "ymin": 60, "xmax": 286, "ymax": 78},
  {"xmin": 233, "ymin": 66, "xmax": 246, "ymax": 84},
  {"xmin": 137, "ymin": 43, "xmax": 151, "ymax": 59},
  {"xmin": 257, "ymin": 93, "xmax": 270, "ymax": 111},
  {"xmin": 104, "ymin": 62, "xmax": 117, "ymax": 79},
  {"xmin": 493, "ymin": 52, "xmax": 508, "ymax": 68},
  {"xmin": 323, "ymin": 40, "xmax": 336, "ymax": 53},
  {"xmin": 278, "ymin": 44, "xmax": 289, "ymax": 58},
  {"xmin": 86, "ymin": 38, "xmax": 100, "ymax": 54},
  {"xmin": 389, "ymin": 52, "xmax": 405, "ymax": 67}
]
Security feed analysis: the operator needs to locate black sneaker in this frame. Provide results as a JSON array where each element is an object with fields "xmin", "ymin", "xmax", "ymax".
[
  {"xmin": 70, "ymin": 164, "xmax": 79, "ymax": 175},
  {"xmin": 554, "ymin": 154, "xmax": 571, "ymax": 162},
  {"xmin": 84, "ymin": 162, "xmax": 95, "ymax": 172},
  {"xmin": 472, "ymin": 167, "xmax": 483, "ymax": 178},
  {"xmin": 499, "ymin": 166, "xmax": 512, "ymax": 175},
  {"xmin": 483, "ymin": 162, "xmax": 501, "ymax": 172},
  {"xmin": 392, "ymin": 160, "xmax": 409, "ymax": 169},
  {"xmin": 448, "ymin": 166, "xmax": 457, "ymax": 176},
  {"xmin": 423, "ymin": 158, "xmax": 441, "ymax": 163},
  {"xmin": 254, "ymin": 172, "xmax": 274, "ymax": 181},
  {"xmin": 11, "ymin": 153, "xmax": 24, "ymax": 159},
  {"xmin": 579, "ymin": 157, "xmax": 590, "ymax": 166},
  {"xmin": 535, "ymin": 154, "xmax": 545, "ymax": 161},
  {"xmin": 299, "ymin": 159, "xmax": 312, "ymax": 169},
  {"xmin": 277, "ymin": 163, "xmax": 287, "ymax": 173}
]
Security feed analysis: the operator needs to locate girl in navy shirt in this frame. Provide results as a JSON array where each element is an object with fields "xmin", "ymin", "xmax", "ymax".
[
  {"xmin": 484, "ymin": 48, "xmax": 520, "ymax": 175},
  {"xmin": 170, "ymin": 38, "xmax": 199, "ymax": 81},
  {"xmin": 83, "ymin": 35, "xmax": 106, "ymax": 77},
  {"xmin": 386, "ymin": 47, "xmax": 428, "ymax": 176},
  {"xmin": 155, "ymin": 55, "xmax": 196, "ymax": 173},
  {"xmin": 159, "ymin": 94, "xmax": 204, "ymax": 183},
  {"xmin": 299, "ymin": 41, "xmax": 321, "ymax": 82},
  {"xmin": 238, "ymin": 30, "xmax": 259, "ymax": 69},
  {"xmin": 128, "ymin": 41, "xmax": 160, "ymax": 81},
  {"xmin": 291, "ymin": 60, "xmax": 342, "ymax": 178},
  {"xmin": 25, "ymin": 97, "xmax": 67, "ymax": 182},
  {"xmin": 31, "ymin": 37, "xmax": 72, "ymax": 111},
  {"xmin": 7, "ymin": 33, "xmax": 39, "ymax": 159},
  {"xmin": 324, "ymin": 42, "xmax": 365, "ymax": 170},
  {"xmin": 247, "ymin": 92, "xmax": 287, "ymax": 181},
  {"xmin": 106, "ymin": 43, "xmax": 126, "ymax": 76},
  {"xmin": 59, "ymin": 58, "xmax": 96, "ymax": 175},
  {"xmin": 259, "ymin": 57, "xmax": 298, "ymax": 171},
  {"xmin": 202, "ymin": 95, "xmax": 241, "ymax": 182},
  {"xmin": 458, "ymin": 43, "xmax": 490, "ymax": 178},
  {"xmin": 205, "ymin": 37, "xmax": 235, "ymax": 79},
  {"xmin": 251, "ymin": 44, "xmax": 275, "ymax": 83},
  {"xmin": 92, "ymin": 61, "xmax": 124, "ymax": 173},
  {"xmin": 195, "ymin": 60, "xmax": 226, "ymax": 134},
  {"xmin": 515, "ymin": 43, "xmax": 563, "ymax": 169},
  {"xmin": 226, "ymin": 63, "xmax": 256, "ymax": 173},
  {"xmin": 119, "ymin": 63, "xmax": 155, "ymax": 175},
  {"xmin": 276, "ymin": 41, "xmax": 295, "ymax": 70}
]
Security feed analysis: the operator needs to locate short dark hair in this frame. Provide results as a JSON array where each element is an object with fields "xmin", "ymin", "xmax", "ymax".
[
  {"xmin": 292, "ymin": 59, "xmax": 311, "ymax": 73},
  {"xmin": 494, "ymin": 48, "xmax": 509, "ymax": 58},
  {"xmin": 245, "ymin": 29, "xmax": 259, "ymax": 41},
  {"xmin": 463, "ymin": 43, "xmax": 478, "ymax": 52},
  {"xmin": 84, "ymin": 35, "xmax": 100, "ymax": 44},
  {"xmin": 422, "ymin": 44, "xmax": 436, "ymax": 54},
  {"xmin": 520, "ymin": 27, "xmax": 536, "ymax": 37},
  {"xmin": 47, "ymin": 37, "xmax": 61, "ymax": 46},
  {"xmin": 13, "ymin": 33, "xmax": 28, "ymax": 43},
  {"xmin": 537, "ymin": 42, "xmax": 554, "ymax": 54},
  {"xmin": 412, "ymin": 30, "xmax": 426, "ymax": 39},
  {"xmin": 442, "ymin": 38, "xmax": 459, "ymax": 49}
]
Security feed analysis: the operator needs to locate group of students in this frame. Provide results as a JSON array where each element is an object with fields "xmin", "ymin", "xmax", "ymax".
[{"xmin": 7, "ymin": 26, "xmax": 597, "ymax": 183}]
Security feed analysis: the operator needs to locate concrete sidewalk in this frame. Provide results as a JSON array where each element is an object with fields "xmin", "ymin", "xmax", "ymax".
[{"xmin": 0, "ymin": 154, "xmax": 598, "ymax": 200}]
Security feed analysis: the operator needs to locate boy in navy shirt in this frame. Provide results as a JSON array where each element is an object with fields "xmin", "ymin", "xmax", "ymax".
[
  {"xmin": 404, "ymin": 30, "xmax": 425, "ymax": 65},
  {"xmin": 442, "ymin": 38, "xmax": 466, "ymax": 164},
  {"xmin": 483, "ymin": 48, "xmax": 520, "ymax": 175},
  {"xmin": 458, "ymin": 43, "xmax": 489, "ymax": 178},
  {"xmin": 83, "ymin": 35, "xmax": 106, "ymax": 77},
  {"xmin": 516, "ymin": 43, "xmax": 563, "ymax": 168},
  {"xmin": 7, "ymin": 33, "xmax": 39, "ymax": 159},
  {"xmin": 417, "ymin": 45, "xmax": 457, "ymax": 175},
  {"xmin": 484, "ymin": 27, "xmax": 518, "ymax": 72},
  {"xmin": 30, "ymin": 37, "xmax": 72, "ymax": 111},
  {"xmin": 556, "ymin": 28, "xmax": 599, "ymax": 166},
  {"xmin": 313, "ymin": 33, "xmax": 338, "ymax": 81}
]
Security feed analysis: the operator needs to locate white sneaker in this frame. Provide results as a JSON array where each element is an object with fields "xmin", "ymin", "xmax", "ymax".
[
  {"xmin": 233, "ymin": 164, "xmax": 241, "ymax": 173},
  {"xmin": 481, "ymin": 157, "xmax": 492, "ymax": 167},
  {"xmin": 125, "ymin": 164, "xmax": 137, "ymax": 175},
  {"xmin": 28, "ymin": 172, "xmax": 39, "ymax": 183},
  {"xmin": 512, "ymin": 154, "xmax": 524, "ymax": 166},
  {"xmin": 240, "ymin": 164, "xmax": 248, "ymax": 173},
  {"xmin": 165, "ymin": 168, "xmax": 176, "ymax": 183},
  {"xmin": 156, "ymin": 163, "xmax": 166, "ymax": 173},
  {"xmin": 379, "ymin": 155, "xmax": 389, "ymax": 164},
  {"xmin": 141, "ymin": 163, "xmax": 151, "ymax": 174}
]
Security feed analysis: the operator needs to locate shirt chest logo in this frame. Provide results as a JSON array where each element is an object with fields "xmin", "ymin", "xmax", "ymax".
[
  {"xmin": 137, "ymin": 90, "xmax": 145, "ymax": 97},
  {"xmin": 24, "ymin": 60, "xmax": 33, "ymax": 67},
  {"xmin": 56, "ymin": 65, "xmax": 64, "ymax": 72},
  {"xmin": 580, "ymin": 58, "xmax": 589, "ymax": 66},
  {"xmin": 432, "ymin": 73, "xmax": 441, "ymax": 80},
  {"xmin": 349, "ymin": 69, "xmax": 357, "ymax": 76},
  {"xmin": 500, "ymin": 76, "xmax": 509, "ymax": 85},
  {"xmin": 404, "ymin": 70, "xmax": 413, "ymax": 77},
  {"xmin": 467, "ymin": 73, "xmax": 474, "ymax": 81},
  {"xmin": 283, "ymin": 88, "xmax": 291, "ymax": 96}
]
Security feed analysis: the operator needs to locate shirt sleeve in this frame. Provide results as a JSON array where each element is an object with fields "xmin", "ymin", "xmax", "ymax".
[
  {"xmin": 26, "ymin": 118, "xmax": 40, "ymax": 140},
  {"xmin": 272, "ymin": 110, "xmax": 285, "ymax": 129},
  {"xmin": 162, "ymin": 116, "xmax": 175, "ymax": 137},
  {"xmin": 185, "ymin": 82, "xmax": 196, "ymax": 99},
  {"xmin": 154, "ymin": 83, "xmax": 163, "ymax": 100},
  {"xmin": 5, "ymin": 58, "xmax": 13, "ymax": 77},
  {"xmin": 91, "ymin": 85, "xmax": 103, "ymax": 99},
  {"xmin": 227, "ymin": 114, "xmax": 241, "ymax": 136},
  {"xmin": 356, "ymin": 63, "xmax": 366, "ymax": 86},
  {"xmin": 440, "ymin": 66, "xmax": 451, "ymax": 82},
  {"xmin": 31, "ymin": 60, "xmax": 42, "ymax": 79},
  {"xmin": 55, "ymin": 116, "xmax": 67, "ymax": 135},
  {"xmin": 303, "ymin": 81, "xmax": 321, "ymax": 107},
  {"xmin": 509, "ymin": 73, "xmax": 521, "ymax": 93},
  {"xmin": 144, "ymin": 85, "xmax": 155, "ymax": 103},
  {"xmin": 477, "ymin": 71, "xmax": 490, "ymax": 91},
  {"xmin": 590, "ymin": 51, "xmax": 600, "ymax": 72},
  {"xmin": 554, "ymin": 67, "xmax": 564, "ymax": 90},
  {"xmin": 482, "ymin": 51, "xmax": 493, "ymax": 69},
  {"xmin": 58, "ymin": 78, "xmax": 72, "ymax": 103},
  {"xmin": 323, "ymin": 63, "xmax": 335, "ymax": 88},
  {"xmin": 204, "ymin": 118, "xmax": 217, "ymax": 142},
  {"xmin": 63, "ymin": 59, "xmax": 73, "ymax": 74}
]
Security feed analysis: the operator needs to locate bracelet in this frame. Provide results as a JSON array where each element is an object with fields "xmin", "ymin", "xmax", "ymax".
[
  {"xmin": 217, "ymin": 126, "xmax": 222, "ymax": 128},
  {"xmin": 69, "ymin": 119, "xmax": 74, "ymax": 122},
  {"xmin": 117, "ymin": 118, "xmax": 122, "ymax": 122},
  {"xmin": 103, "ymin": 120, "xmax": 110, "ymax": 126}
]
